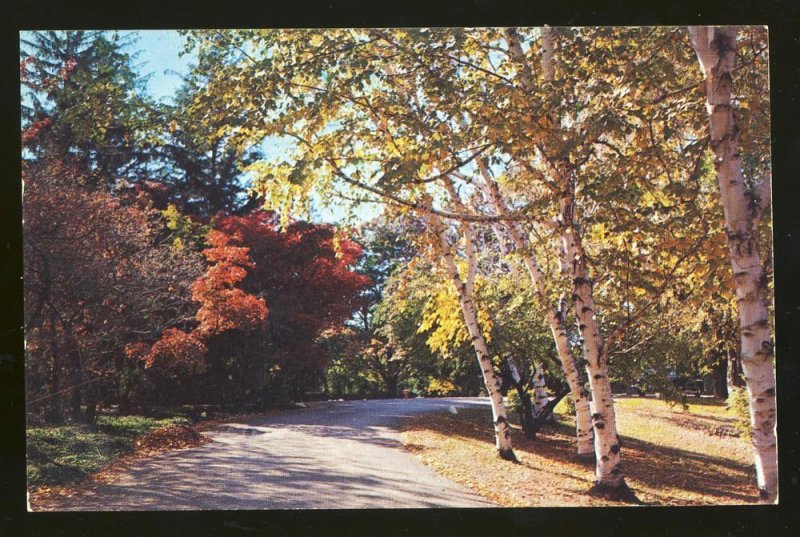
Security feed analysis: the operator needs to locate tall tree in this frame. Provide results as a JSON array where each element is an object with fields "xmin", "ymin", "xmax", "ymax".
[
  {"xmin": 688, "ymin": 25, "xmax": 776, "ymax": 503},
  {"xmin": 21, "ymin": 31, "xmax": 155, "ymax": 190}
]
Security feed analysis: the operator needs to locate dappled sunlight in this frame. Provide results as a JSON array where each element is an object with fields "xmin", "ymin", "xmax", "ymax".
[
  {"xmin": 401, "ymin": 398, "xmax": 759, "ymax": 506},
  {"xmin": 32, "ymin": 399, "xmax": 494, "ymax": 510}
]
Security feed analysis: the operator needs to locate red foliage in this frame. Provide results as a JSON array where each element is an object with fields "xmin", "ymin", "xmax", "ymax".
[
  {"xmin": 21, "ymin": 117, "xmax": 53, "ymax": 147},
  {"xmin": 191, "ymin": 229, "xmax": 268, "ymax": 338},
  {"xmin": 212, "ymin": 211, "xmax": 371, "ymax": 369},
  {"xmin": 142, "ymin": 328, "xmax": 208, "ymax": 374}
]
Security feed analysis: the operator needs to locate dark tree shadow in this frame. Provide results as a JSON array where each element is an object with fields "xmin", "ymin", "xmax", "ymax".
[{"xmin": 408, "ymin": 406, "xmax": 758, "ymax": 505}]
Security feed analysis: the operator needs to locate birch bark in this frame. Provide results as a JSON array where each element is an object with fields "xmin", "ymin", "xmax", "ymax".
[
  {"xmin": 504, "ymin": 26, "xmax": 633, "ymax": 495},
  {"xmin": 688, "ymin": 25, "xmax": 777, "ymax": 503},
  {"xmin": 476, "ymin": 161, "xmax": 594, "ymax": 455},
  {"xmin": 424, "ymin": 199, "xmax": 516, "ymax": 460},
  {"xmin": 532, "ymin": 362, "xmax": 550, "ymax": 420}
]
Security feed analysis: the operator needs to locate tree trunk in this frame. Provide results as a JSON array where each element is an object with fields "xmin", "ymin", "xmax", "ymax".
[
  {"xmin": 689, "ymin": 25, "xmax": 777, "ymax": 503},
  {"xmin": 727, "ymin": 348, "xmax": 745, "ymax": 390},
  {"xmin": 427, "ymin": 205, "xmax": 516, "ymax": 460},
  {"xmin": 85, "ymin": 398, "xmax": 99, "ymax": 424},
  {"xmin": 532, "ymin": 363, "xmax": 551, "ymax": 420},
  {"xmin": 712, "ymin": 354, "xmax": 729, "ymax": 399},
  {"xmin": 68, "ymin": 349, "xmax": 82, "ymax": 421},
  {"xmin": 531, "ymin": 383, "xmax": 571, "ymax": 436},
  {"xmin": 557, "ymin": 180, "xmax": 633, "ymax": 498},
  {"xmin": 47, "ymin": 345, "xmax": 64, "ymax": 425},
  {"xmin": 504, "ymin": 26, "xmax": 631, "ymax": 495},
  {"xmin": 476, "ymin": 160, "xmax": 594, "ymax": 457},
  {"xmin": 506, "ymin": 355, "xmax": 535, "ymax": 439}
]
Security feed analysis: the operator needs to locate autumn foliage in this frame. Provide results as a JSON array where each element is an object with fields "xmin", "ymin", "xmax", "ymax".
[{"xmin": 191, "ymin": 229, "xmax": 268, "ymax": 338}]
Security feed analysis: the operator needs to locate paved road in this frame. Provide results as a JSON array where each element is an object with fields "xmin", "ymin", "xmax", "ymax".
[{"xmin": 37, "ymin": 397, "xmax": 496, "ymax": 510}]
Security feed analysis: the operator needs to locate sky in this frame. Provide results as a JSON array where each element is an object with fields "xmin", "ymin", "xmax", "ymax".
[
  {"xmin": 22, "ymin": 29, "xmax": 379, "ymax": 225},
  {"xmin": 127, "ymin": 30, "xmax": 380, "ymax": 225},
  {"xmin": 123, "ymin": 30, "xmax": 194, "ymax": 103}
]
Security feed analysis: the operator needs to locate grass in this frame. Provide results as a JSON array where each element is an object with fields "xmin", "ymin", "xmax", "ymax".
[
  {"xmin": 400, "ymin": 396, "xmax": 758, "ymax": 506},
  {"xmin": 27, "ymin": 415, "xmax": 189, "ymax": 488}
]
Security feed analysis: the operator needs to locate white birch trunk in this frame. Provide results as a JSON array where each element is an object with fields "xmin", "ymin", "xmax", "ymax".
[
  {"xmin": 506, "ymin": 355, "xmax": 523, "ymax": 386},
  {"xmin": 557, "ymin": 180, "xmax": 628, "ymax": 491},
  {"xmin": 532, "ymin": 362, "xmax": 551, "ymax": 420},
  {"xmin": 476, "ymin": 161, "xmax": 595, "ymax": 456},
  {"xmin": 505, "ymin": 25, "xmax": 630, "ymax": 493},
  {"xmin": 688, "ymin": 25, "xmax": 777, "ymax": 503},
  {"xmin": 426, "ymin": 205, "xmax": 516, "ymax": 460}
]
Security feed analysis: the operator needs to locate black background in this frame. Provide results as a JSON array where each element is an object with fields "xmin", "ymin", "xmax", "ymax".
[{"xmin": 2, "ymin": 1, "xmax": 799, "ymax": 535}]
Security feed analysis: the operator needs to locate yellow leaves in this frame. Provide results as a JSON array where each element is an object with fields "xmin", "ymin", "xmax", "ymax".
[
  {"xmin": 308, "ymin": 34, "xmax": 324, "ymax": 47},
  {"xmin": 589, "ymin": 222, "xmax": 608, "ymax": 243},
  {"xmin": 244, "ymin": 160, "xmax": 313, "ymax": 224},
  {"xmin": 418, "ymin": 276, "xmax": 493, "ymax": 357}
]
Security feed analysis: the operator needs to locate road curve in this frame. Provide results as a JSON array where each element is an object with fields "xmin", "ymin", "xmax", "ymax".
[{"xmin": 35, "ymin": 397, "xmax": 496, "ymax": 510}]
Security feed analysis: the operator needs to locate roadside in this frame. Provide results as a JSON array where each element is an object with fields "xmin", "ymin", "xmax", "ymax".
[
  {"xmin": 26, "ymin": 405, "xmax": 307, "ymax": 509},
  {"xmin": 400, "ymin": 396, "xmax": 758, "ymax": 506}
]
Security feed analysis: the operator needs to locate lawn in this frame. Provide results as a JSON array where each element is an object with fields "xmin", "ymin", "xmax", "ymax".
[
  {"xmin": 400, "ymin": 396, "xmax": 758, "ymax": 506},
  {"xmin": 27, "ymin": 415, "xmax": 191, "ymax": 488}
]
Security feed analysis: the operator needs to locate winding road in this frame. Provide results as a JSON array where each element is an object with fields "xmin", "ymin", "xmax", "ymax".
[{"xmin": 36, "ymin": 397, "xmax": 496, "ymax": 510}]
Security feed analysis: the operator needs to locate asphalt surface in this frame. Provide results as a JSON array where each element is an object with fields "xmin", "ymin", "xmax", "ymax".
[{"xmin": 36, "ymin": 397, "xmax": 497, "ymax": 510}]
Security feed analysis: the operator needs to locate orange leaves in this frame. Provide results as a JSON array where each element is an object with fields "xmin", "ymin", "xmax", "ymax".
[
  {"xmin": 142, "ymin": 328, "xmax": 208, "ymax": 374},
  {"xmin": 191, "ymin": 228, "xmax": 268, "ymax": 338},
  {"xmin": 194, "ymin": 288, "xmax": 268, "ymax": 337},
  {"xmin": 201, "ymin": 230, "xmax": 254, "ymax": 268},
  {"xmin": 124, "ymin": 226, "xmax": 267, "ymax": 374}
]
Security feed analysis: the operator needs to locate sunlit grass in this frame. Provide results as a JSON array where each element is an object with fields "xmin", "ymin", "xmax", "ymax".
[{"xmin": 401, "ymin": 396, "xmax": 758, "ymax": 506}]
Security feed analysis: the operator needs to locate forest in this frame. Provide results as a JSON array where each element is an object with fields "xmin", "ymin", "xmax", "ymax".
[{"xmin": 22, "ymin": 26, "xmax": 775, "ymax": 507}]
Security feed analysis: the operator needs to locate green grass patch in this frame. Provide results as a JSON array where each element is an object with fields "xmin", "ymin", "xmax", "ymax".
[{"xmin": 27, "ymin": 415, "xmax": 189, "ymax": 488}]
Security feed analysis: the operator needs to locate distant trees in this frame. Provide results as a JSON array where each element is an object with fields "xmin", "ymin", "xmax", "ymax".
[
  {"xmin": 23, "ymin": 155, "xmax": 203, "ymax": 423},
  {"xmin": 22, "ymin": 32, "xmax": 370, "ymax": 420},
  {"xmin": 21, "ymin": 31, "xmax": 155, "ymax": 189}
]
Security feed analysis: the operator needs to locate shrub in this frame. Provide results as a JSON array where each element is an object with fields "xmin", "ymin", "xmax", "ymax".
[
  {"xmin": 426, "ymin": 378, "xmax": 457, "ymax": 397},
  {"xmin": 506, "ymin": 389, "xmax": 534, "ymax": 416},
  {"xmin": 554, "ymin": 393, "xmax": 576, "ymax": 416},
  {"xmin": 27, "ymin": 415, "xmax": 190, "ymax": 487}
]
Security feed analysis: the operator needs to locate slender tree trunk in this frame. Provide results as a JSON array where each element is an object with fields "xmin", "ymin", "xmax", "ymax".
[
  {"xmin": 504, "ymin": 25, "xmax": 632, "ymax": 495},
  {"xmin": 689, "ymin": 25, "xmax": 777, "ymax": 502},
  {"xmin": 712, "ymin": 355, "xmax": 729, "ymax": 399},
  {"xmin": 506, "ymin": 355, "xmax": 535, "ymax": 439},
  {"xmin": 476, "ymin": 160, "xmax": 594, "ymax": 457},
  {"xmin": 426, "ymin": 204, "xmax": 516, "ymax": 460},
  {"xmin": 532, "ymin": 363, "xmax": 551, "ymax": 421},
  {"xmin": 727, "ymin": 348, "xmax": 745, "ymax": 390},
  {"xmin": 68, "ymin": 349, "xmax": 82, "ymax": 421},
  {"xmin": 556, "ymin": 178, "xmax": 634, "ymax": 498}
]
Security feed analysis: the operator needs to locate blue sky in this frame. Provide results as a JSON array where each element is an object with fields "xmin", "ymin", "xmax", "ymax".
[
  {"xmin": 123, "ymin": 30, "xmax": 194, "ymax": 103},
  {"xmin": 123, "ymin": 30, "xmax": 379, "ymax": 224},
  {"xmin": 20, "ymin": 30, "xmax": 379, "ymax": 225}
]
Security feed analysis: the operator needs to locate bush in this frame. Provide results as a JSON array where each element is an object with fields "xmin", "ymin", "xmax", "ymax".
[
  {"xmin": 426, "ymin": 378, "xmax": 457, "ymax": 397},
  {"xmin": 554, "ymin": 393, "xmax": 576, "ymax": 416},
  {"xmin": 96, "ymin": 415, "xmax": 189, "ymax": 437},
  {"xmin": 727, "ymin": 386, "xmax": 752, "ymax": 439},
  {"xmin": 505, "ymin": 389, "xmax": 533, "ymax": 415}
]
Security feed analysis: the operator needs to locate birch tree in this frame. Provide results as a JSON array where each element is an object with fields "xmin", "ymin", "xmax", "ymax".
[
  {"xmin": 422, "ymin": 193, "xmax": 516, "ymax": 459},
  {"xmin": 181, "ymin": 27, "xmax": 772, "ymax": 497},
  {"xmin": 688, "ymin": 25, "xmax": 776, "ymax": 503}
]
